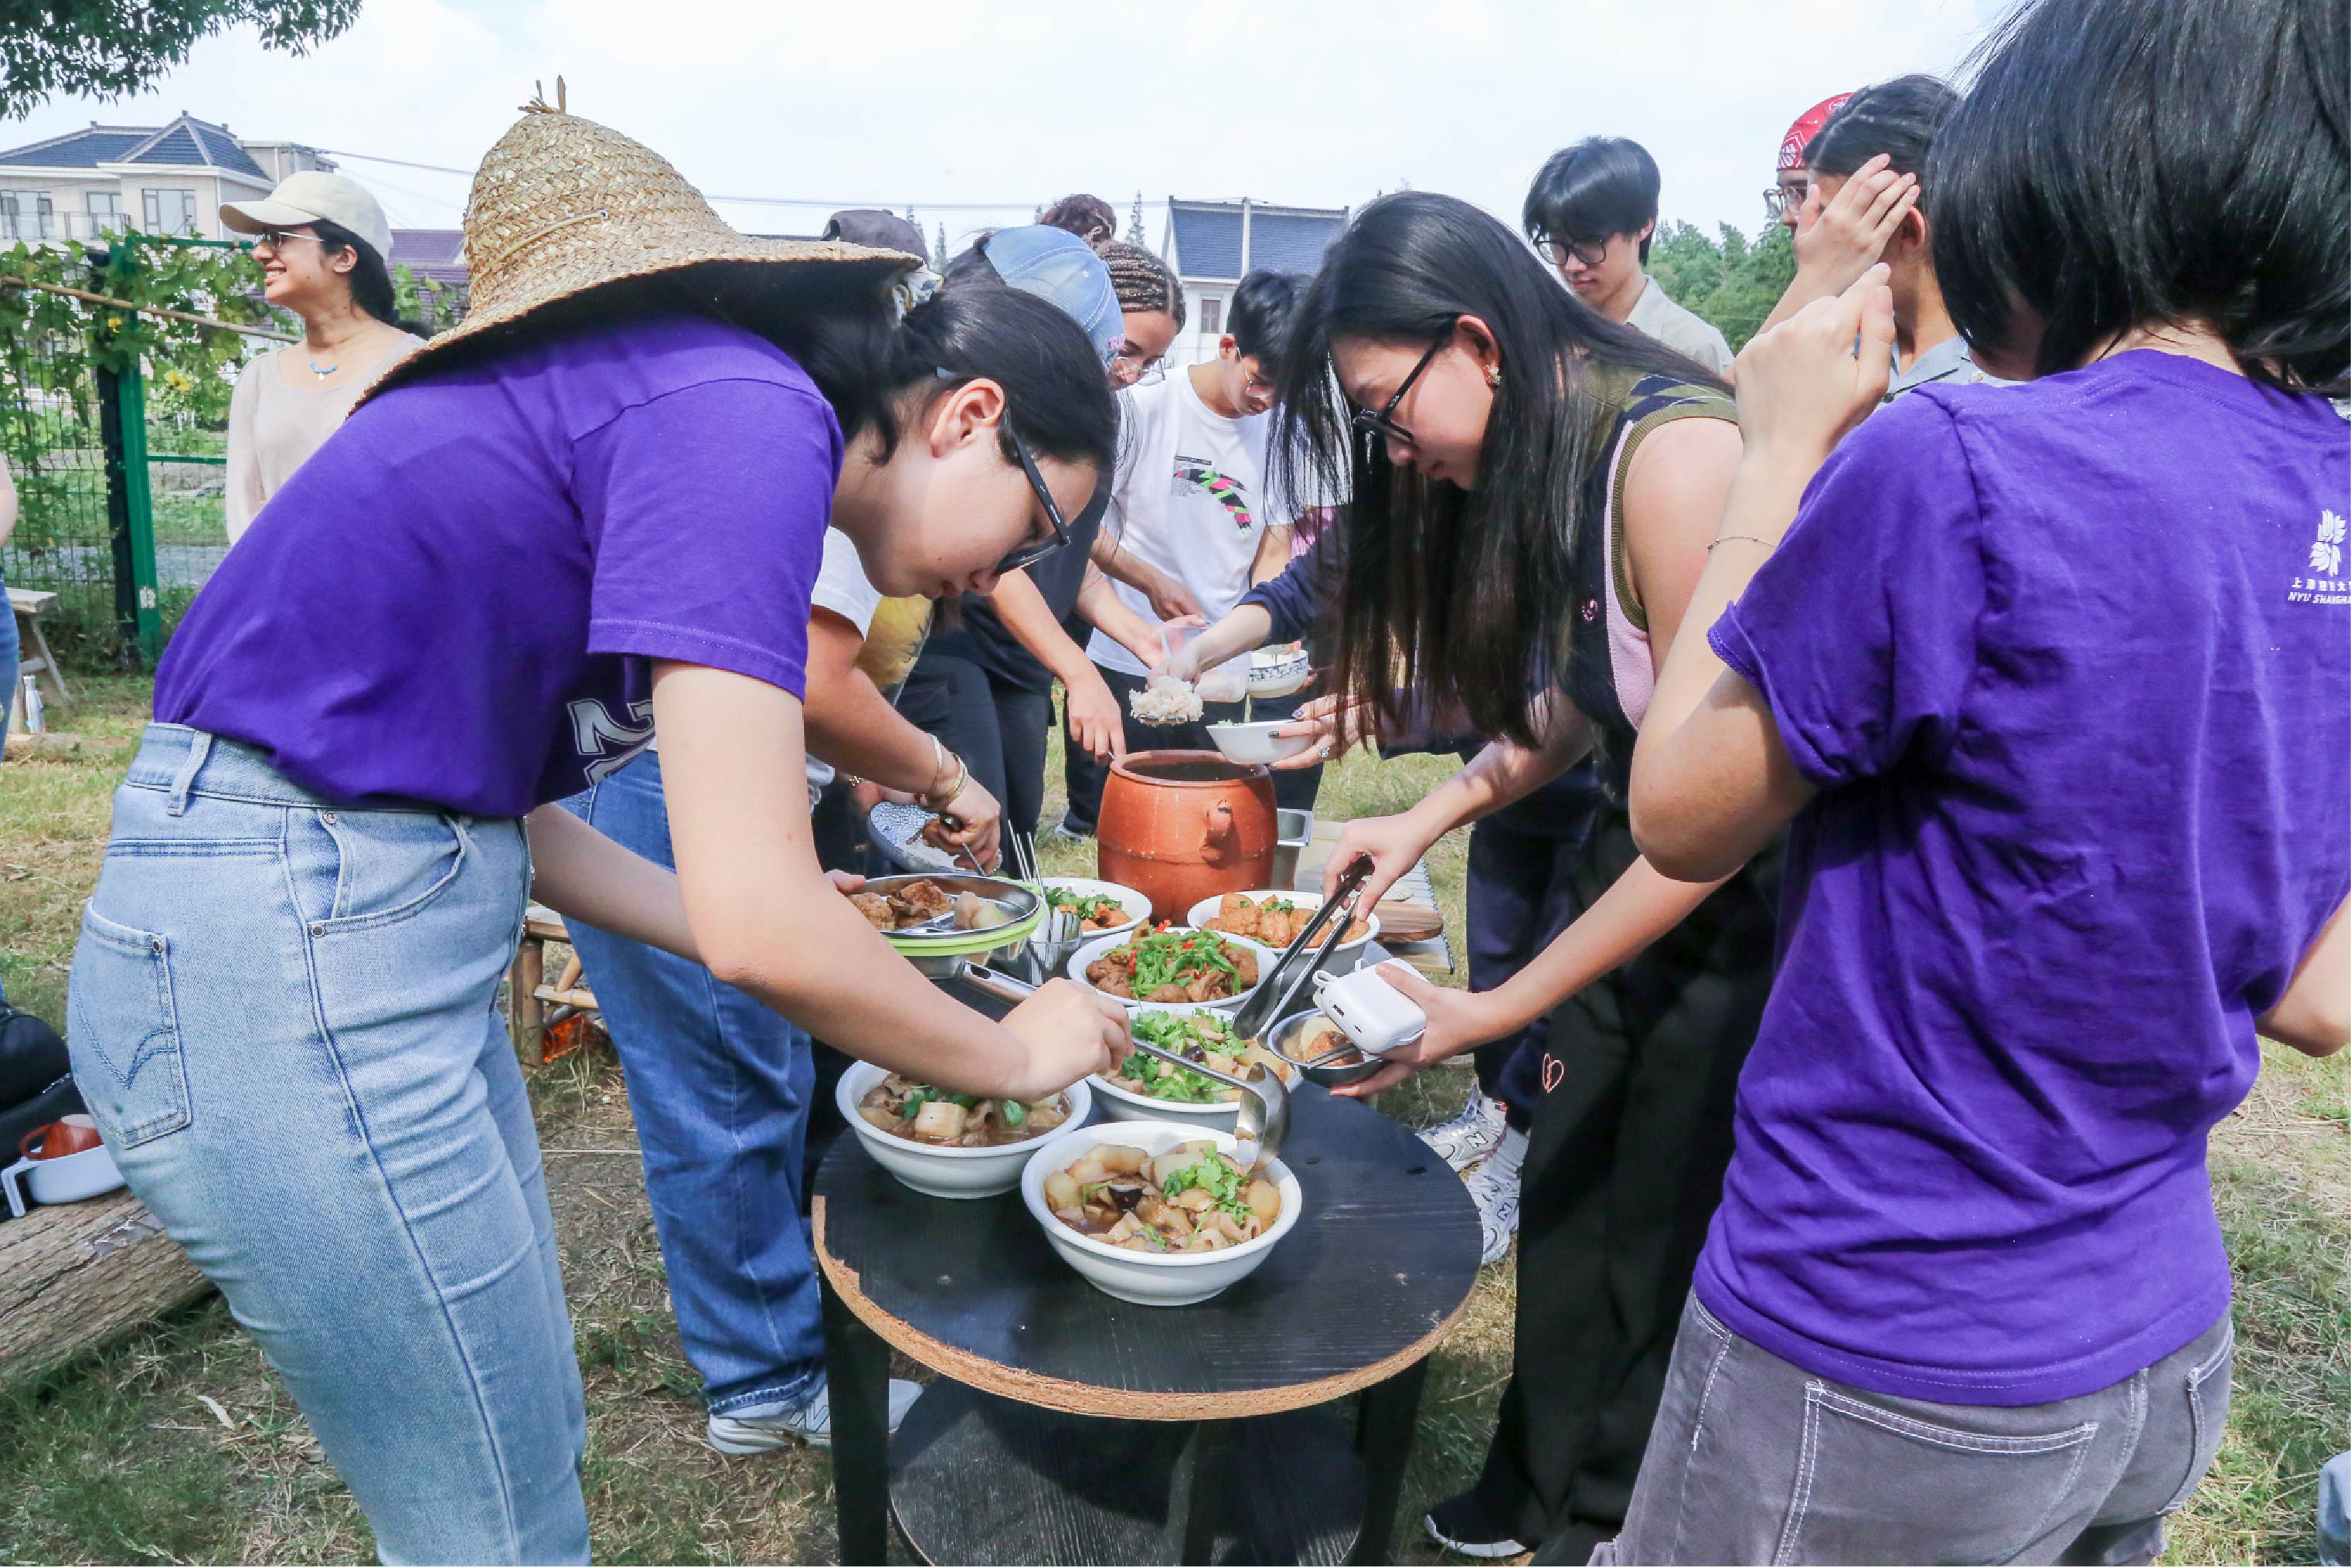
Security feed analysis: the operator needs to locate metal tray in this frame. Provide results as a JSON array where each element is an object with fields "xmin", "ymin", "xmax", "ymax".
[{"xmin": 859, "ymin": 872, "xmax": 1043, "ymax": 968}]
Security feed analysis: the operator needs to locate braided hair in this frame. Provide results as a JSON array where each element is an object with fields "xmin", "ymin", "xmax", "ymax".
[{"xmin": 1095, "ymin": 239, "xmax": 1186, "ymax": 331}]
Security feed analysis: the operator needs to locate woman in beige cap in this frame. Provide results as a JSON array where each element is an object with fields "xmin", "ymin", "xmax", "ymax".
[
  {"xmin": 218, "ymin": 171, "xmax": 424, "ymax": 542},
  {"xmin": 68, "ymin": 100, "xmax": 1125, "ymax": 1564}
]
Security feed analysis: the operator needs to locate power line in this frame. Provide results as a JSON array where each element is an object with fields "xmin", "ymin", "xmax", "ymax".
[{"xmin": 318, "ymin": 148, "xmax": 1070, "ymax": 210}]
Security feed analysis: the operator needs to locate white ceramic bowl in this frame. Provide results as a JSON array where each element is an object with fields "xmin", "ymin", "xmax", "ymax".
[
  {"xmin": 1021, "ymin": 1120, "xmax": 1304, "ymax": 1306},
  {"xmin": 1, "ymin": 1141, "xmax": 125, "ymax": 1219},
  {"xmin": 1186, "ymin": 891, "xmax": 1382, "ymax": 975},
  {"xmin": 1066, "ymin": 927, "xmax": 1275, "ymax": 1012},
  {"xmin": 836, "ymin": 1061, "xmax": 1093, "ymax": 1199},
  {"xmin": 1248, "ymin": 646, "xmax": 1312, "ymax": 699},
  {"xmin": 1091, "ymin": 1005, "xmax": 1300, "ymax": 1128},
  {"xmin": 1033, "ymin": 877, "xmax": 1151, "ymax": 944},
  {"xmin": 1206, "ymin": 719, "xmax": 1316, "ymax": 767}
]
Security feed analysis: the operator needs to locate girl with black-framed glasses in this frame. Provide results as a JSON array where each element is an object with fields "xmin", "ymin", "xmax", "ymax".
[{"xmin": 1268, "ymin": 190, "xmax": 1771, "ymax": 1562}]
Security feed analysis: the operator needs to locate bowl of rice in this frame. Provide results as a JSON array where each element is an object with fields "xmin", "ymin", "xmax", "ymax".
[{"xmin": 1129, "ymin": 675, "xmax": 1206, "ymax": 727}]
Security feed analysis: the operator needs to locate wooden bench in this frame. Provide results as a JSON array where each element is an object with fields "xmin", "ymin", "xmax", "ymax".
[{"xmin": 9, "ymin": 587, "xmax": 71, "ymax": 715}]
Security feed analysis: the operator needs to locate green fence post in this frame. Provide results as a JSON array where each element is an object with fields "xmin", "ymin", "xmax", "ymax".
[
  {"xmin": 114, "ymin": 362, "xmax": 162, "ymax": 663},
  {"xmin": 92, "ymin": 243, "xmax": 164, "ymax": 665}
]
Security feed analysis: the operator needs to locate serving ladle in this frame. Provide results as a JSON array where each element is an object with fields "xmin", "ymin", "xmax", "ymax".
[{"xmin": 952, "ymin": 963, "xmax": 1292, "ymax": 1167}]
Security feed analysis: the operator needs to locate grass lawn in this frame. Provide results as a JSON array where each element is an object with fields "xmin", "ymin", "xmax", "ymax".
[{"xmin": 0, "ymin": 673, "xmax": 2342, "ymax": 1564}]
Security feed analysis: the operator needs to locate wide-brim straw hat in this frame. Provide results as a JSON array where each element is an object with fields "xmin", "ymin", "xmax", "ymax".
[{"xmin": 359, "ymin": 83, "xmax": 916, "ymax": 406}]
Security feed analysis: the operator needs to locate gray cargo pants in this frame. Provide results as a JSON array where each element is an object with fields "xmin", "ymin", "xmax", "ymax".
[{"xmin": 1594, "ymin": 1294, "xmax": 2233, "ymax": 1566}]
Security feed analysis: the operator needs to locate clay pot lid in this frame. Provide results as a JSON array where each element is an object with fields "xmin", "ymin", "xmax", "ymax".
[{"xmin": 1109, "ymin": 750, "xmax": 1271, "ymax": 787}]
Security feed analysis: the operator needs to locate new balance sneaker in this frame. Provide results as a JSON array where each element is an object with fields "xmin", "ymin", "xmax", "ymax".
[
  {"xmin": 705, "ymin": 1376, "xmax": 924, "ymax": 1454},
  {"xmin": 1424, "ymin": 1489, "xmax": 1529, "ymax": 1559},
  {"xmin": 1419, "ymin": 1086, "xmax": 1508, "ymax": 1172},
  {"xmin": 1461, "ymin": 1125, "xmax": 1526, "ymax": 1267}
]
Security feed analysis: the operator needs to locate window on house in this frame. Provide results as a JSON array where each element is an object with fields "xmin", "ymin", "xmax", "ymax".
[
  {"xmin": 142, "ymin": 187, "xmax": 198, "ymax": 236},
  {"xmin": 1200, "ymin": 296, "xmax": 1223, "ymax": 335},
  {"xmin": 85, "ymin": 191, "xmax": 121, "ymax": 234},
  {"xmin": 1, "ymin": 190, "xmax": 53, "ymax": 241}
]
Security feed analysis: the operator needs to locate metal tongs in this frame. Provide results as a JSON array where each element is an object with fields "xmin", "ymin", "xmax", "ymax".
[
  {"xmin": 1225, "ymin": 857, "xmax": 1375, "ymax": 1049},
  {"xmin": 953, "ymin": 963, "xmax": 1291, "ymax": 1165}
]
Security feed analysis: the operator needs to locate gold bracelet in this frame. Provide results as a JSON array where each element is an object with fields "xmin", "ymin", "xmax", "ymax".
[{"xmin": 1706, "ymin": 534, "xmax": 1778, "ymax": 551}]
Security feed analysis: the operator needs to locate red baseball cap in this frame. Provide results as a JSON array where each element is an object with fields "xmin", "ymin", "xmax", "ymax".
[{"xmin": 1779, "ymin": 94, "xmax": 1853, "ymax": 170}]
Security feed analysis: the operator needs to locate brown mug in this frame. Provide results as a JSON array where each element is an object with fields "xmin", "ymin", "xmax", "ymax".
[{"xmin": 19, "ymin": 1114, "xmax": 104, "ymax": 1162}]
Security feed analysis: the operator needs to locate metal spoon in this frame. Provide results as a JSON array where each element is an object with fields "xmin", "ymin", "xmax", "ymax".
[{"xmin": 954, "ymin": 963, "xmax": 1291, "ymax": 1166}]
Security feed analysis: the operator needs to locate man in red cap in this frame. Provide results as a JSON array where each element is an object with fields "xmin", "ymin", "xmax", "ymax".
[{"xmin": 1770, "ymin": 92, "xmax": 1850, "ymax": 232}]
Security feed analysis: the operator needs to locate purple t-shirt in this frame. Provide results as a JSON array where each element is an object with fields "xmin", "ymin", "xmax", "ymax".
[
  {"xmin": 158, "ymin": 311, "xmax": 840, "ymax": 815},
  {"xmin": 1700, "ymin": 352, "xmax": 2351, "ymax": 1406}
]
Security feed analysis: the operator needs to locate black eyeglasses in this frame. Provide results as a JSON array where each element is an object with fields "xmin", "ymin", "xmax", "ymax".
[
  {"xmin": 992, "ymin": 420, "xmax": 1071, "ymax": 576},
  {"xmin": 1539, "ymin": 235, "xmax": 1610, "ymax": 269},
  {"xmin": 1350, "ymin": 331, "xmax": 1451, "ymax": 451}
]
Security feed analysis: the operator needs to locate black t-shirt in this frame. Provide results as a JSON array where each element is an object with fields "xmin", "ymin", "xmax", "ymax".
[{"xmin": 921, "ymin": 486, "xmax": 1108, "ymax": 691}]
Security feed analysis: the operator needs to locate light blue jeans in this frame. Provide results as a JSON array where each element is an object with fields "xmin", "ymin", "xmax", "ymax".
[
  {"xmin": 559, "ymin": 751, "xmax": 824, "ymax": 1419},
  {"xmin": 69, "ymin": 726, "xmax": 588, "ymax": 1565}
]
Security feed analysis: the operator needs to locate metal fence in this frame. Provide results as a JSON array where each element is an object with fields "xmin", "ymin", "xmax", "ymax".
[
  {"xmin": 0, "ymin": 320, "xmax": 134, "ymax": 657},
  {"xmin": 1, "ymin": 240, "xmax": 240, "ymax": 665}
]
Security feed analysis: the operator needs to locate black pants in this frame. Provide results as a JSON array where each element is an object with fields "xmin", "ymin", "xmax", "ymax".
[
  {"xmin": 1469, "ymin": 806, "xmax": 1781, "ymax": 1563},
  {"xmin": 898, "ymin": 650, "xmax": 1057, "ymax": 842},
  {"xmin": 1061, "ymin": 663, "xmax": 1322, "ymax": 834},
  {"xmin": 1463, "ymin": 798, "xmax": 1602, "ymax": 1129}
]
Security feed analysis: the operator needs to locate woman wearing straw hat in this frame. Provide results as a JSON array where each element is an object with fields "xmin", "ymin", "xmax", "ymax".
[
  {"xmin": 216, "ymin": 171, "xmax": 425, "ymax": 543},
  {"xmin": 66, "ymin": 98, "xmax": 1127, "ymax": 1564}
]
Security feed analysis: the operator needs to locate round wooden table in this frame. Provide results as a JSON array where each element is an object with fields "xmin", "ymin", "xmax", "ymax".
[{"xmin": 814, "ymin": 980, "xmax": 1482, "ymax": 1565}]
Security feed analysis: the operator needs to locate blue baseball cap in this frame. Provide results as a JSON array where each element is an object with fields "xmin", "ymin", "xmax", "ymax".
[{"xmin": 979, "ymin": 225, "xmax": 1121, "ymax": 366}]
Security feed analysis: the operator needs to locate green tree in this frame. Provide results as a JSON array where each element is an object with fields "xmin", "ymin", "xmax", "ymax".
[
  {"xmin": 1649, "ymin": 219, "xmax": 1796, "ymax": 353},
  {"xmin": 0, "ymin": 0, "xmax": 361, "ymax": 116}
]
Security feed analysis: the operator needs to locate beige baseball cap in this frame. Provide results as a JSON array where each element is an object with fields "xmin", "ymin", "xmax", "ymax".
[{"xmin": 220, "ymin": 171, "xmax": 393, "ymax": 263}]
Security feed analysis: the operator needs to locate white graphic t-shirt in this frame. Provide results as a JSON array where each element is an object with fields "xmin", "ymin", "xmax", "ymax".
[{"xmin": 1086, "ymin": 371, "xmax": 1288, "ymax": 678}]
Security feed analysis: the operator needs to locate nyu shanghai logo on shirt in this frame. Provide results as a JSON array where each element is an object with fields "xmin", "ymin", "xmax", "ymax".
[
  {"xmin": 2289, "ymin": 509, "xmax": 2349, "ymax": 606},
  {"xmin": 569, "ymin": 697, "xmax": 656, "ymax": 783},
  {"xmin": 1171, "ymin": 456, "xmax": 1256, "ymax": 532}
]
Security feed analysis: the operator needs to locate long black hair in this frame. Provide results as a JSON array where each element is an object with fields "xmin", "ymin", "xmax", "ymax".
[
  {"xmin": 310, "ymin": 218, "xmax": 424, "ymax": 335},
  {"xmin": 1271, "ymin": 191, "xmax": 1723, "ymax": 748},
  {"xmin": 1930, "ymin": 0, "xmax": 2348, "ymax": 393}
]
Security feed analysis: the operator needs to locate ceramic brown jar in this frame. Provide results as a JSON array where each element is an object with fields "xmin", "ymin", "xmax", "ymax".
[{"xmin": 1095, "ymin": 751, "xmax": 1278, "ymax": 923}]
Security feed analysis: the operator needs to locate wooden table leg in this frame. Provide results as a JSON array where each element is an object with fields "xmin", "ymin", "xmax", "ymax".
[
  {"xmin": 509, "ymin": 937, "xmax": 544, "ymax": 1062},
  {"xmin": 1162, "ymin": 1417, "xmax": 1233, "ymax": 1566},
  {"xmin": 822, "ymin": 1268, "xmax": 893, "ymax": 1566},
  {"xmin": 1349, "ymin": 1355, "xmax": 1431, "ymax": 1566},
  {"xmin": 26, "ymin": 616, "xmax": 70, "ymax": 703}
]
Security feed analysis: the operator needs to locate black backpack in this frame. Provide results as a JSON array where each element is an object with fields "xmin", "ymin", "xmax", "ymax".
[{"xmin": 0, "ymin": 1005, "xmax": 83, "ymax": 1188}]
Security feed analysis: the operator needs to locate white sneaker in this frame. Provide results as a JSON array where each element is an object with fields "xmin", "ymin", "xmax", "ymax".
[
  {"xmin": 1420, "ymin": 1087, "xmax": 1507, "ymax": 1172},
  {"xmin": 1461, "ymin": 1127, "xmax": 1526, "ymax": 1267},
  {"xmin": 706, "ymin": 1376, "xmax": 923, "ymax": 1454}
]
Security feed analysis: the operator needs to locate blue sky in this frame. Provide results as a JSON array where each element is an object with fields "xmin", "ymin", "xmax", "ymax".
[{"xmin": 3, "ymin": 0, "xmax": 2003, "ymax": 250}]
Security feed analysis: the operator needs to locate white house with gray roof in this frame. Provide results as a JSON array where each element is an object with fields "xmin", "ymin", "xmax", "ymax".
[
  {"xmin": 0, "ymin": 113, "xmax": 331, "ymax": 245},
  {"xmin": 1162, "ymin": 197, "xmax": 1349, "ymax": 364}
]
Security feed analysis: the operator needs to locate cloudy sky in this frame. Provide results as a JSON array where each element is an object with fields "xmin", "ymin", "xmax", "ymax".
[{"xmin": 5, "ymin": 0, "xmax": 2003, "ymax": 250}]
